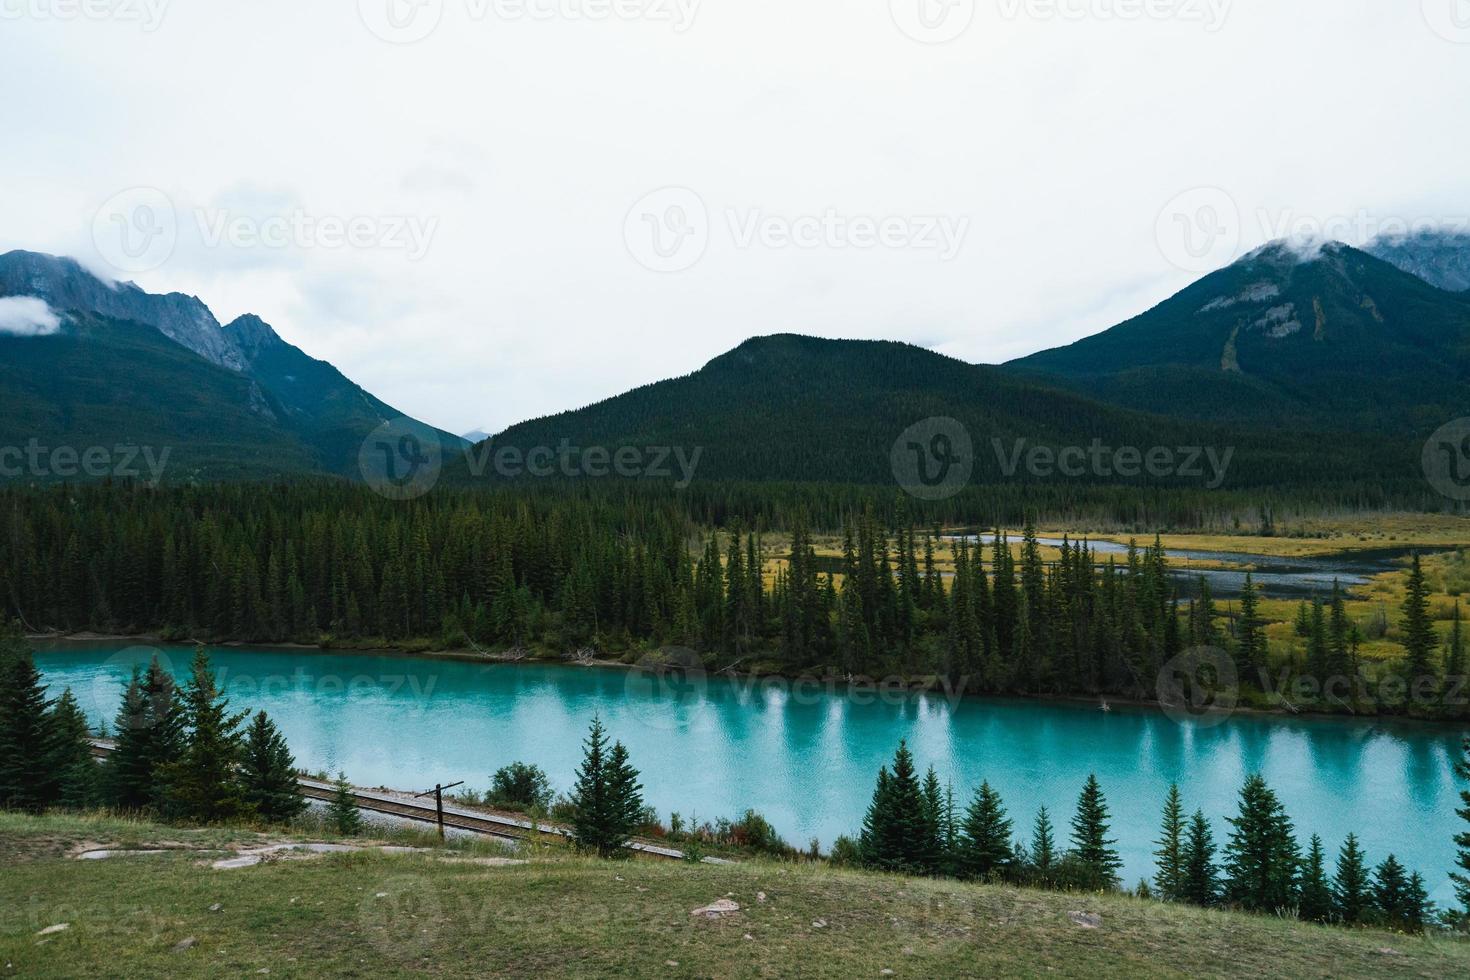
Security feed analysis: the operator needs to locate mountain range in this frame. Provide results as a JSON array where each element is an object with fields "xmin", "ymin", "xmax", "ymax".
[{"xmin": 3, "ymin": 232, "xmax": 1469, "ymax": 490}]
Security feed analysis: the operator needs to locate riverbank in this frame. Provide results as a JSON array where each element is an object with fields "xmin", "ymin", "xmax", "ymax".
[{"xmin": 2, "ymin": 811, "xmax": 1465, "ymax": 979}]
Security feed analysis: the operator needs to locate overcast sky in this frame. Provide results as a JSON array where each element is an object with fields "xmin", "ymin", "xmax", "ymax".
[{"xmin": 3, "ymin": 1, "xmax": 1468, "ymax": 435}]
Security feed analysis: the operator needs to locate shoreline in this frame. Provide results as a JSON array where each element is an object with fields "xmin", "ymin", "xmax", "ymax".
[{"xmin": 28, "ymin": 630, "xmax": 1469, "ymax": 733}]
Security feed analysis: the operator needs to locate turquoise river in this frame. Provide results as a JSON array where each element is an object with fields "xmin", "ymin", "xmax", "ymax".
[{"xmin": 33, "ymin": 640, "xmax": 1469, "ymax": 906}]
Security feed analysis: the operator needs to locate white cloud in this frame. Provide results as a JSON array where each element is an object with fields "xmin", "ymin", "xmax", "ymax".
[
  {"xmin": 0, "ymin": 297, "xmax": 61, "ymax": 337},
  {"xmin": 0, "ymin": 2, "xmax": 1466, "ymax": 433}
]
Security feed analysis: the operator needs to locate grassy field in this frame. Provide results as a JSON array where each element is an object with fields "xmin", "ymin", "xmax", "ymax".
[{"xmin": 2, "ymin": 813, "xmax": 1466, "ymax": 979}]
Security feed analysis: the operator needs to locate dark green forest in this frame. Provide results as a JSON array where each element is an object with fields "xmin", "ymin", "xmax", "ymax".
[{"xmin": 2, "ymin": 481, "xmax": 1462, "ymax": 718}]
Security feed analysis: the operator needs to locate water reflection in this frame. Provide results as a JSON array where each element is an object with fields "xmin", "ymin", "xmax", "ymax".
[{"xmin": 34, "ymin": 640, "xmax": 1464, "ymax": 890}]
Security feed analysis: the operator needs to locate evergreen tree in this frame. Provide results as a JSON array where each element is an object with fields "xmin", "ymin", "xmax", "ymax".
[
  {"xmin": 240, "ymin": 711, "xmax": 306, "ymax": 823},
  {"xmin": 859, "ymin": 740, "xmax": 930, "ymax": 874},
  {"xmin": 569, "ymin": 716, "xmax": 644, "ymax": 858},
  {"xmin": 48, "ymin": 688, "xmax": 100, "ymax": 809},
  {"xmin": 1298, "ymin": 834, "xmax": 1333, "ymax": 923},
  {"xmin": 1068, "ymin": 774, "xmax": 1122, "ymax": 890},
  {"xmin": 0, "ymin": 630, "xmax": 57, "ymax": 812},
  {"xmin": 1332, "ymin": 832, "xmax": 1370, "ymax": 924},
  {"xmin": 1222, "ymin": 774, "xmax": 1299, "ymax": 913},
  {"xmin": 1370, "ymin": 854, "xmax": 1410, "ymax": 929},
  {"xmin": 1405, "ymin": 872, "xmax": 1432, "ymax": 933},
  {"xmin": 327, "ymin": 771, "xmax": 362, "ymax": 835},
  {"xmin": 1453, "ymin": 736, "xmax": 1470, "ymax": 918},
  {"xmin": 957, "ymin": 781, "xmax": 1013, "ymax": 881},
  {"xmin": 1400, "ymin": 553, "xmax": 1437, "ymax": 684},
  {"xmin": 1180, "ymin": 810, "xmax": 1218, "ymax": 907},
  {"xmin": 1153, "ymin": 784, "xmax": 1186, "ymax": 901},
  {"xmin": 105, "ymin": 655, "xmax": 188, "ymax": 811},
  {"xmin": 1237, "ymin": 573, "xmax": 1263, "ymax": 685},
  {"xmin": 1446, "ymin": 601, "xmax": 1466, "ymax": 708},
  {"xmin": 921, "ymin": 767, "xmax": 948, "ymax": 874},
  {"xmin": 1029, "ymin": 806, "xmax": 1056, "ymax": 885},
  {"xmin": 164, "ymin": 646, "xmax": 249, "ymax": 823}
]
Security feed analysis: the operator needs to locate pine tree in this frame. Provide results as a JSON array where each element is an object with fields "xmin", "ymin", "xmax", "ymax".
[
  {"xmin": 327, "ymin": 771, "xmax": 362, "ymax": 835},
  {"xmin": 1333, "ymin": 832, "xmax": 1370, "ymax": 924},
  {"xmin": 1153, "ymin": 784, "xmax": 1186, "ymax": 901},
  {"xmin": 957, "ymin": 781, "xmax": 1013, "ymax": 881},
  {"xmin": 1069, "ymin": 774, "xmax": 1122, "ymax": 890},
  {"xmin": 105, "ymin": 655, "xmax": 187, "ymax": 811},
  {"xmin": 0, "ymin": 629, "xmax": 57, "ymax": 812},
  {"xmin": 1222, "ymin": 774, "xmax": 1299, "ymax": 913},
  {"xmin": 1298, "ymin": 834, "xmax": 1333, "ymax": 923},
  {"xmin": 859, "ymin": 740, "xmax": 929, "ymax": 874},
  {"xmin": 1405, "ymin": 872, "xmax": 1432, "ymax": 933},
  {"xmin": 921, "ymin": 767, "xmax": 947, "ymax": 874},
  {"xmin": 1445, "ymin": 602, "xmax": 1466, "ymax": 713},
  {"xmin": 569, "ymin": 716, "xmax": 643, "ymax": 858},
  {"xmin": 240, "ymin": 711, "xmax": 306, "ymax": 823},
  {"xmin": 1371, "ymin": 854, "xmax": 1410, "ymax": 929},
  {"xmin": 1029, "ymin": 806, "xmax": 1056, "ymax": 885},
  {"xmin": 1180, "ymin": 810, "xmax": 1218, "ymax": 907},
  {"xmin": 48, "ymin": 688, "xmax": 100, "ymax": 809},
  {"xmin": 164, "ymin": 646, "xmax": 249, "ymax": 822},
  {"xmin": 1400, "ymin": 553, "xmax": 1437, "ymax": 684}
]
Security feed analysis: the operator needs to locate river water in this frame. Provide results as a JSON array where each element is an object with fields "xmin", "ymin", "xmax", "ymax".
[{"xmin": 33, "ymin": 640, "xmax": 1468, "ymax": 907}]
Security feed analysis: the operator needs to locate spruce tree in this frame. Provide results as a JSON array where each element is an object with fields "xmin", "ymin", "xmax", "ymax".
[
  {"xmin": 1371, "ymin": 854, "xmax": 1410, "ymax": 928},
  {"xmin": 48, "ymin": 688, "xmax": 100, "ymax": 809},
  {"xmin": 569, "ymin": 716, "xmax": 643, "ymax": 858},
  {"xmin": 1222, "ymin": 774, "xmax": 1299, "ymax": 912},
  {"xmin": 328, "ymin": 771, "xmax": 362, "ymax": 835},
  {"xmin": 1298, "ymin": 834, "xmax": 1333, "ymax": 923},
  {"xmin": 1068, "ymin": 774, "xmax": 1122, "ymax": 890},
  {"xmin": 1400, "ymin": 554, "xmax": 1437, "ymax": 685},
  {"xmin": 921, "ymin": 767, "xmax": 947, "ymax": 874},
  {"xmin": 164, "ymin": 647, "xmax": 249, "ymax": 822},
  {"xmin": 957, "ymin": 781, "xmax": 1013, "ymax": 881},
  {"xmin": 1180, "ymin": 810, "xmax": 1218, "ymax": 907},
  {"xmin": 1333, "ymin": 832, "xmax": 1370, "ymax": 924},
  {"xmin": 0, "ymin": 632, "xmax": 57, "ymax": 812},
  {"xmin": 1029, "ymin": 806, "xmax": 1056, "ymax": 885},
  {"xmin": 240, "ymin": 711, "xmax": 306, "ymax": 823},
  {"xmin": 1153, "ymin": 783, "xmax": 1185, "ymax": 901},
  {"xmin": 1445, "ymin": 602, "xmax": 1466, "ymax": 712},
  {"xmin": 1405, "ymin": 872, "xmax": 1431, "ymax": 933},
  {"xmin": 859, "ymin": 740, "xmax": 929, "ymax": 874}
]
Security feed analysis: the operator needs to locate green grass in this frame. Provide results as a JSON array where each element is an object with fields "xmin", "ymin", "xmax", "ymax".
[{"xmin": 2, "ymin": 814, "xmax": 1466, "ymax": 978}]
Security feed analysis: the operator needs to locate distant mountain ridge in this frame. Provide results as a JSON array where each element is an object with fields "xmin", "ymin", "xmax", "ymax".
[
  {"xmin": 1365, "ymin": 229, "xmax": 1470, "ymax": 293},
  {"xmin": 1006, "ymin": 241, "xmax": 1470, "ymax": 434},
  {"xmin": 0, "ymin": 250, "xmax": 458, "ymax": 481}
]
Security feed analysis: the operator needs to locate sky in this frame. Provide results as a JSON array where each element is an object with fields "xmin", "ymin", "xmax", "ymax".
[{"xmin": 2, "ymin": 1, "xmax": 1468, "ymax": 436}]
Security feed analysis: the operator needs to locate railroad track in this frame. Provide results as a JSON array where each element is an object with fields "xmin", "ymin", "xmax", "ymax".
[{"xmin": 87, "ymin": 739, "xmax": 690, "ymax": 862}]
